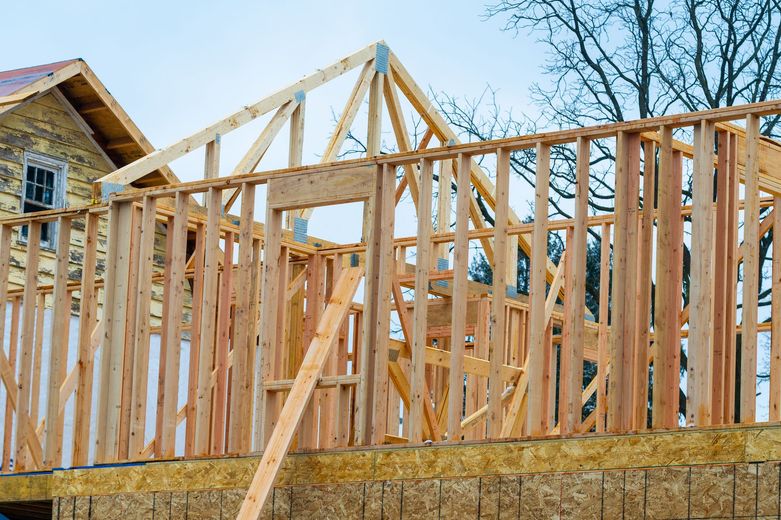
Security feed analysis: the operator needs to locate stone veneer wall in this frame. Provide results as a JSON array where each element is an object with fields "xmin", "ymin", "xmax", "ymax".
[{"xmin": 53, "ymin": 461, "xmax": 781, "ymax": 520}]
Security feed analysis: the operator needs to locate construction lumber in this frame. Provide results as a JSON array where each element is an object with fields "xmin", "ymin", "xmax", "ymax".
[
  {"xmin": 741, "ymin": 114, "xmax": 761, "ymax": 423},
  {"xmin": 687, "ymin": 121, "xmax": 715, "ymax": 426},
  {"xmin": 236, "ymin": 267, "xmax": 363, "ymax": 520},
  {"xmin": 409, "ymin": 158, "xmax": 433, "ymax": 443},
  {"xmin": 526, "ymin": 143, "xmax": 550, "ymax": 436}
]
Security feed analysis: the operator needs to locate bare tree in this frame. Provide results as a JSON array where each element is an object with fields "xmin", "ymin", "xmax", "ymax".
[{"xmin": 436, "ymin": 0, "xmax": 781, "ymax": 421}]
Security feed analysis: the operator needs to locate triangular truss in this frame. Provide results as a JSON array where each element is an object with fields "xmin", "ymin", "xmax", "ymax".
[{"xmin": 98, "ymin": 40, "xmax": 567, "ymax": 291}]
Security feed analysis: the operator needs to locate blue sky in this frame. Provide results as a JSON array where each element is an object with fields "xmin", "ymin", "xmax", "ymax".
[
  {"xmin": 0, "ymin": 1, "xmax": 542, "ymax": 176},
  {"xmin": 1, "ymin": 0, "xmax": 548, "ymax": 241}
]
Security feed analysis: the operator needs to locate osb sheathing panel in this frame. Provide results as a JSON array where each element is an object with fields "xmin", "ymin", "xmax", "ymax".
[
  {"xmin": 13, "ymin": 424, "xmax": 781, "ymax": 505},
  {"xmin": 0, "ymin": 472, "xmax": 50, "ymax": 502},
  {"xmin": 51, "ymin": 464, "xmax": 781, "ymax": 519}
]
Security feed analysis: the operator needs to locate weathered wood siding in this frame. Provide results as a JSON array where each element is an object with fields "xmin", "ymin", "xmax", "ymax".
[{"xmin": 0, "ymin": 91, "xmax": 183, "ymax": 322}]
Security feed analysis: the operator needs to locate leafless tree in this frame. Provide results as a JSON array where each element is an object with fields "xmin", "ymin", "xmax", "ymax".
[{"xmin": 435, "ymin": 0, "xmax": 781, "ymax": 419}]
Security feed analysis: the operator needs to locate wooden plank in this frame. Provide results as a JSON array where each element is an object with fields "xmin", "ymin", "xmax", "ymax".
[
  {"xmin": 527, "ymin": 143, "xmax": 550, "ymax": 436},
  {"xmin": 212, "ymin": 232, "xmax": 234, "ymax": 454},
  {"xmin": 184, "ymin": 223, "xmax": 206, "ymax": 457},
  {"xmin": 741, "ymin": 114, "xmax": 761, "ymax": 423},
  {"xmin": 369, "ymin": 164, "xmax": 396, "ymax": 444},
  {"xmin": 723, "ymin": 135, "xmax": 740, "ymax": 423},
  {"xmin": 608, "ymin": 131, "xmax": 640, "ymax": 432},
  {"xmin": 409, "ymin": 158, "xmax": 433, "ymax": 443},
  {"xmin": 44, "ymin": 217, "xmax": 71, "ymax": 466},
  {"xmin": 634, "ymin": 139, "xmax": 655, "ymax": 429},
  {"xmin": 154, "ymin": 216, "xmax": 175, "ymax": 457},
  {"xmin": 0, "ymin": 226, "xmax": 12, "ymax": 469},
  {"xmin": 562, "ymin": 136, "xmax": 589, "ymax": 434},
  {"xmin": 267, "ymin": 166, "xmax": 375, "ymax": 210},
  {"xmin": 14, "ymin": 221, "xmax": 40, "ymax": 470},
  {"xmin": 488, "ymin": 148, "xmax": 510, "ymax": 438},
  {"xmin": 128, "ymin": 197, "xmax": 156, "ymax": 458},
  {"xmin": 73, "ymin": 213, "xmax": 98, "ymax": 466},
  {"xmin": 99, "ymin": 43, "xmax": 378, "ymax": 185},
  {"xmin": 227, "ymin": 184, "xmax": 256, "ymax": 453},
  {"xmin": 687, "ymin": 120, "xmax": 715, "ymax": 426},
  {"xmin": 30, "ymin": 294, "xmax": 44, "ymax": 429},
  {"xmin": 772, "ymin": 195, "xmax": 781, "ymax": 422},
  {"xmin": 256, "ymin": 206, "xmax": 283, "ymax": 449},
  {"xmin": 194, "ymin": 188, "xmax": 221, "ymax": 455},
  {"xmin": 597, "ymin": 223, "xmax": 611, "ymax": 432},
  {"xmin": 366, "ymin": 70, "xmax": 383, "ymax": 157},
  {"xmin": 205, "ymin": 138, "xmax": 221, "ymax": 179},
  {"xmin": 2, "ymin": 297, "xmax": 20, "ymax": 470},
  {"xmin": 118, "ymin": 205, "xmax": 143, "ymax": 460},
  {"xmin": 712, "ymin": 131, "xmax": 731, "ymax": 424},
  {"xmin": 96, "ymin": 202, "xmax": 133, "ymax": 463},
  {"xmin": 322, "ymin": 62, "xmax": 375, "ymax": 163},
  {"xmin": 236, "ymin": 267, "xmax": 363, "ymax": 520},
  {"xmin": 160, "ymin": 193, "xmax": 189, "ymax": 457},
  {"xmin": 447, "ymin": 153, "xmax": 471, "ymax": 441},
  {"xmin": 652, "ymin": 127, "xmax": 683, "ymax": 429}
]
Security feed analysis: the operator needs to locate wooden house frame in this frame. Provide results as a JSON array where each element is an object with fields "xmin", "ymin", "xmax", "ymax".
[{"xmin": 1, "ymin": 41, "xmax": 781, "ymax": 518}]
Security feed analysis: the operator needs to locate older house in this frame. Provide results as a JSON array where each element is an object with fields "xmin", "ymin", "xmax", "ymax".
[{"xmin": 0, "ymin": 59, "xmax": 179, "ymax": 290}]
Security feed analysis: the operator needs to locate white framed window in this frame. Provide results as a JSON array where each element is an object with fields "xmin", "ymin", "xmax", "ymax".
[{"xmin": 20, "ymin": 151, "xmax": 67, "ymax": 249}]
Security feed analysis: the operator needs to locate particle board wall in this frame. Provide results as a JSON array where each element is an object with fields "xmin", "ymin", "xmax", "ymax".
[
  {"xmin": 50, "ymin": 462, "xmax": 781, "ymax": 519},
  {"xmin": 15, "ymin": 424, "xmax": 781, "ymax": 519},
  {"xmin": 0, "ymin": 91, "xmax": 184, "ymax": 323}
]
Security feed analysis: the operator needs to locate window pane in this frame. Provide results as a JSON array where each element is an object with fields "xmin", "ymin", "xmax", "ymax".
[
  {"xmin": 44, "ymin": 187, "xmax": 53, "ymax": 205},
  {"xmin": 26, "ymin": 166, "xmax": 35, "ymax": 182},
  {"xmin": 45, "ymin": 170, "xmax": 54, "ymax": 188},
  {"xmin": 36, "ymin": 168, "xmax": 44, "ymax": 185},
  {"xmin": 41, "ymin": 222, "xmax": 50, "ymax": 243},
  {"xmin": 35, "ymin": 185, "xmax": 43, "ymax": 203},
  {"xmin": 25, "ymin": 182, "xmax": 34, "ymax": 199}
]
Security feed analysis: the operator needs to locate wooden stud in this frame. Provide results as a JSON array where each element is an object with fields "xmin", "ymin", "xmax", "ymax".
[
  {"xmin": 741, "ymin": 114, "xmax": 761, "ymax": 423},
  {"xmin": 126, "ymin": 197, "xmax": 156, "ymax": 457},
  {"xmin": 229, "ymin": 183, "xmax": 256, "ymax": 453},
  {"xmin": 160, "ymin": 193, "xmax": 189, "ymax": 457},
  {"xmin": 447, "ymin": 153, "xmax": 471, "ymax": 441},
  {"xmin": 256, "ymin": 204, "xmax": 283, "ymax": 449},
  {"xmin": 73, "ymin": 213, "xmax": 98, "ymax": 466},
  {"xmin": 2, "ymin": 297, "xmax": 20, "ymax": 470},
  {"xmin": 95, "ymin": 203, "xmax": 132, "ymax": 463},
  {"xmin": 194, "ymin": 189, "xmax": 221, "ymax": 455},
  {"xmin": 409, "ymin": 158, "xmax": 433, "ymax": 443},
  {"xmin": 14, "ymin": 221, "xmax": 41, "ymax": 470},
  {"xmin": 652, "ymin": 127, "xmax": 683, "ymax": 429},
  {"xmin": 772, "ymin": 195, "xmax": 781, "ymax": 421},
  {"xmin": 634, "ymin": 139, "xmax": 655, "ymax": 429},
  {"xmin": 369, "ymin": 164, "xmax": 396, "ymax": 444},
  {"xmin": 687, "ymin": 120, "xmax": 715, "ymax": 427},
  {"xmin": 44, "ymin": 217, "xmax": 71, "ymax": 466},
  {"xmin": 212, "ymin": 232, "xmax": 234, "ymax": 454},
  {"xmin": 527, "ymin": 143, "xmax": 550, "ymax": 436},
  {"xmin": 723, "ymin": 135, "xmax": 740, "ymax": 423},
  {"xmin": 597, "ymin": 223, "xmax": 611, "ymax": 432},
  {"xmin": 562, "ymin": 137, "xmax": 590, "ymax": 434},
  {"xmin": 488, "ymin": 149, "xmax": 510, "ymax": 438},
  {"xmin": 608, "ymin": 131, "xmax": 641, "ymax": 432},
  {"xmin": 712, "ymin": 131, "xmax": 731, "ymax": 424}
]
